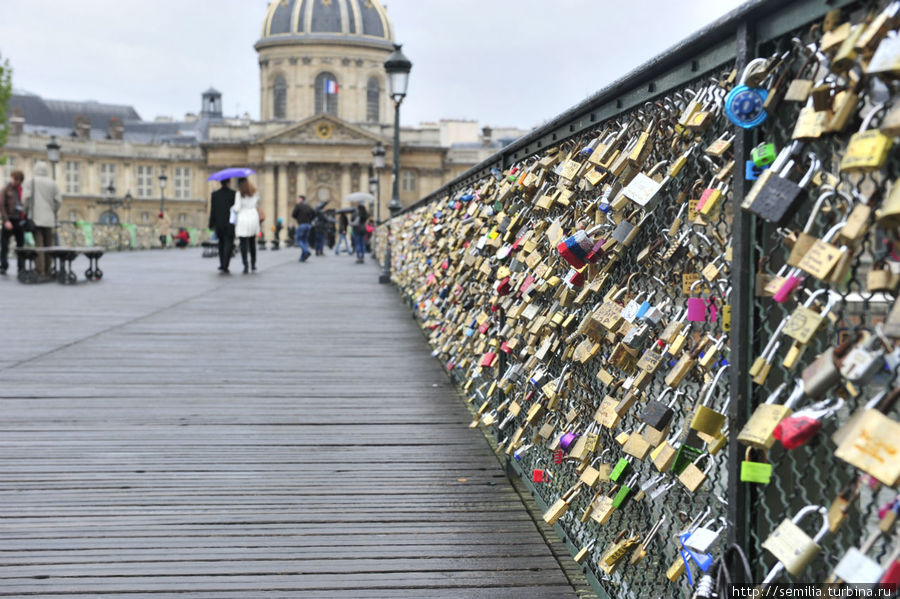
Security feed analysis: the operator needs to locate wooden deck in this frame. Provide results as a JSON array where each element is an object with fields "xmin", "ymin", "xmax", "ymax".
[{"xmin": 0, "ymin": 248, "xmax": 582, "ymax": 598}]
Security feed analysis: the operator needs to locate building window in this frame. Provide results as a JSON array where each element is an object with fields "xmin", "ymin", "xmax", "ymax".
[
  {"xmin": 98, "ymin": 210, "xmax": 120, "ymax": 225},
  {"xmin": 401, "ymin": 170, "xmax": 417, "ymax": 193},
  {"xmin": 6, "ymin": 156, "xmax": 14, "ymax": 168},
  {"xmin": 136, "ymin": 165, "xmax": 154, "ymax": 198},
  {"xmin": 366, "ymin": 77, "xmax": 381, "ymax": 123},
  {"xmin": 174, "ymin": 166, "xmax": 191, "ymax": 199},
  {"xmin": 273, "ymin": 75, "xmax": 287, "ymax": 119},
  {"xmin": 100, "ymin": 163, "xmax": 116, "ymax": 192},
  {"xmin": 65, "ymin": 161, "xmax": 80, "ymax": 194},
  {"xmin": 177, "ymin": 213, "xmax": 188, "ymax": 225},
  {"xmin": 314, "ymin": 72, "xmax": 339, "ymax": 116},
  {"xmin": 67, "ymin": 209, "xmax": 78, "ymax": 222},
  {"xmin": 140, "ymin": 212, "xmax": 150, "ymax": 224}
]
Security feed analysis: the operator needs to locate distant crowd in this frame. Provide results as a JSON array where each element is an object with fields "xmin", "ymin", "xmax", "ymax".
[{"xmin": 207, "ymin": 178, "xmax": 374, "ymax": 274}]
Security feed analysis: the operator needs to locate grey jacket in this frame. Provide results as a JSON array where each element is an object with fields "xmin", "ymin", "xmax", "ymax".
[{"xmin": 23, "ymin": 161, "xmax": 61, "ymax": 228}]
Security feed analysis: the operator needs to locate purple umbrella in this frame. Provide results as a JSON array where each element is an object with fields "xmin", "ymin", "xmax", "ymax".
[{"xmin": 207, "ymin": 167, "xmax": 256, "ymax": 182}]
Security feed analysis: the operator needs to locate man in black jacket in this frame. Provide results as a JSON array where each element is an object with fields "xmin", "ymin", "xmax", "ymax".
[
  {"xmin": 291, "ymin": 195, "xmax": 315, "ymax": 262},
  {"xmin": 208, "ymin": 180, "xmax": 236, "ymax": 273}
]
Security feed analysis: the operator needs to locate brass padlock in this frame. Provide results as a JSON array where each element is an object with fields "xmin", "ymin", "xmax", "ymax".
[
  {"xmin": 738, "ymin": 380, "xmax": 804, "ymax": 449},
  {"xmin": 678, "ymin": 453, "xmax": 712, "ymax": 493},
  {"xmin": 761, "ymin": 505, "xmax": 830, "ymax": 581}
]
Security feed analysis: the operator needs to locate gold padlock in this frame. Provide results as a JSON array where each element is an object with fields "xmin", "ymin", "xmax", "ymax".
[
  {"xmin": 761, "ymin": 505, "xmax": 829, "ymax": 580},
  {"xmin": 737, "ymin": 381, "xmax": 803, "ymax": 449}
]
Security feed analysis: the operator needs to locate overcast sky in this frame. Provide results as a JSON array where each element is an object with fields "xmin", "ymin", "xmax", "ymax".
[{"xmin": 0, "ymin": 0, "xmax": 745, "ymax": 130}]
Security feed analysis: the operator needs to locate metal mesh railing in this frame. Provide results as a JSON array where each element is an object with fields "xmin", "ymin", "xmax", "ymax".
[{"xmin": 376, "ymin": 0, "xmax": 900, "ymax": 596}]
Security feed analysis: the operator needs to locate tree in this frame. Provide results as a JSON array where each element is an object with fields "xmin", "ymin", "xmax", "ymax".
[{"xmin": 0, "ymin": 54, "xmax": 12, "ymax": 165}]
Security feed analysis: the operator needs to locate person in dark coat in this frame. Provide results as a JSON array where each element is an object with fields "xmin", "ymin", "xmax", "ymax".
[
  {"xmin": 0, "ymin": 169, "xmax": 25, "ymax": 275},
  {"xmin": 208, "ymin": 179, "xmax": 236, "ymax": 273}
]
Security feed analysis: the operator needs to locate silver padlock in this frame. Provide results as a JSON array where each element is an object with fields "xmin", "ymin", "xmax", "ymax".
[
  {"xmin": 831, "ymin": 530, "xmax": 884, "ymax": 584},
  {"xmin": 840, "ymin": 332, "xmax": 886, "ymax": 383},
  {"xmin": 685, "ymin": 517, "xmax": 727, "ymax": 554},
  {"xmin": 621, "ymin": 291, "xmax": 646, "ymax": 323}
]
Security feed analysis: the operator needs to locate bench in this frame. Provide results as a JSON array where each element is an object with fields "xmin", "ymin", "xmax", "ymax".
[
  {"xmin": 201, "ymin": 241, "xmax": 218, "ymax": 258},
  {"xmin": 15, "ymin": 246, "xmax": 105, "ymax": 284}
]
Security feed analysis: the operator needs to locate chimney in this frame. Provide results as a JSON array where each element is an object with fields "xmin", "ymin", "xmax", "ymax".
[
  {"xmin": 481, "ymin": 125, "xmax": 493, "ymax": 147},
  {"xmin": 108, "ymin": 117, "xmax": 124, "ymax": 140},
  {"xmin": 75, "ymin": 114, "xmax": 91, "ymax": 139},
  {"xmin": 9, "ymin": 106, "xmax": 24, "ymax": 136}
]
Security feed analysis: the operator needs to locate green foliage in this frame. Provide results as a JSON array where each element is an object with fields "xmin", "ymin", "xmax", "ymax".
[{"xmin": 0, "ymin": 54, "xmax": 12, "ymax": 166}]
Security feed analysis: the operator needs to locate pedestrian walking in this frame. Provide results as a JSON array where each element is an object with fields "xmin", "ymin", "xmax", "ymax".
[
  {"xmin": 233, "ymin": 177, "xmax": 261, "ymax": 274},
  {"xmin": 291, "ymin": 194, "xmax": 315, "ymax": 262},
  {"xmin": 334, "ymin": 212, "xmax": 350, "ymax": 254},
  {"xmin": 23, "ymin": 161, "xmax": 61, "ymax": 277},
  {"xmin": 0, "ymin": 169, "xmax": 25, "ymax": 275},
  {"xmin": 313, "ymin": 204, "xmax": 327, "ymax": 256},
  {"xmin": 350, "ymin": 203, "xmax": 368, "ymax": 263},
  {"xmin": 157, "ymin": 211, "xmax": 171, "ymax": 248},
  {"xmin": 208, "ymin": 179, "xmax": 236, "ymax": 273}
]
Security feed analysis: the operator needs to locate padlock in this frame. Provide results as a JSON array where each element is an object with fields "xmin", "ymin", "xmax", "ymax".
[
  {"xmin": 840, "ymin": 104, "xmax": 893, "ymax": 172},
  {"xmin": 609, "ymin": 456, "xmax": 631, "ymax": 482},
  {"xmin": 684, "ymin": 518, "xmax": 726, "ymax": 554},
  {"xmin": 773, "ymin": 397, "xmax": 844, "ymax": 450},
  {"xmin": 742, "ymin": 146, "xmax": 820, "ymax": 225},
  {"xmin": 678, "ymin": 453, "xmax": 713, "ymax": 493},
  {"xmin": 738, "ymin": 380, "xmax": 805, "ymax": 449},
  {"xmin": 725, "ymin": 57, "xmax": 770, "ymax": 128},
  {"xmin": 690, "ymin": 365, "xmax": 729, "ymax": 436},
  {"xmin": 651, "ymin": 431, "xmax": 679, "ymax": 472},
  {"xmin": 867, "ymin": 260, "xmax": 898, "ymax": 293},
  {"xmin": 835, "ymin": 385, "xmax": 900, "ymax": 486},
  {"xmin": 752, "ymin": 142, "xmax": 777, "ymax": 166},
  {"xmin": 867, "ymin": 29, "xmax": 900, "ymax": 78},
  {"xmin": 543, "ymin": 484, "xmax": 582, "ymax": 525},
  {"xmin": 761, "ymin": 505, "xmax": 829, "ymax": 581},
  {"xmin": 598, "ymin": 530, "xmax": 639, "ymax": 574},
  {"xmin": 573, "ymin": 539, "xmax": 595, "ymax": 564},
  {"xmin": 740, "ymin": 448, "xmax": 772, "ymax": 484},
  {"xmin": 579, "ymin": 452, "xmax": 611, "ymax": 487},
  {"xmin": 590, "ymin": 484, "xmax": 620, "ymax": 525},
  {"xmin": 622, "ymin": 423, "xmax": 652, "ymax": 459},
  {"xmin": 775, "ymin": 219, "xmax": 850, "ymax": 303},
  {"xmin": 612, "ymin": 473, "xmax": 639, "ymax": 509},
  {"xmin": 639, "ymin": 388, "xmax": 682, "ymax": 430},
  {"xmin": 831, "ymin": 530, "xmax": 886, "ymax": 584},
  {"xmin": 629, "ymin": 516, "xmax": 666, "ymax": 565},
  {"xmin": 839, "ymin": 331, "xmax": 886, "ymax": 384}
]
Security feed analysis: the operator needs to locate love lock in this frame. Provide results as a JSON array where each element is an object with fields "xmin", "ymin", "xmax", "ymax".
[
  {"xmin": 773, "ymin": 396, "xmax": 844, "ymax": 450},
  {"xmin": 684, "ymin": 517, "xmax": 727, "ymax": 554},
  {"xmin": 761, "ymin": 504, "xmax": 829, "ymax": 582},
  {"xmin": 725, "ymin": 57, "xmax": 771, "ymax": 128}
]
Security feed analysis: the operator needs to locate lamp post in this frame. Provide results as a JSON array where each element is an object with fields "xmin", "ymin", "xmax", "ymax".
[
  {"xmin": 158, "ymin": 171, "xmax": 168, "ymax": 213},
  {"xmin": 46, "ymin": 136, "xmax": 61, "ymax": 179},
  {"xmin": 381, "ymin": 44, "xmax": 411, "ymax": 285},
  {"xmin": 371, "ymin": 141, "xmax": 385, "ymax": 224},
  {"xmin": 124, "ymin": 191, "xmax": 133, "ymax": 223}
]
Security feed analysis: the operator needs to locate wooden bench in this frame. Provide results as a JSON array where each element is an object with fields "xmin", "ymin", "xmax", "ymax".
[
  {"xmin": 201, "ymin": 241, "xmax": 218, "ymax": 258},
  {"xmin": 15, "ymin": 246, "xmax": 105, "ymax": 284}
]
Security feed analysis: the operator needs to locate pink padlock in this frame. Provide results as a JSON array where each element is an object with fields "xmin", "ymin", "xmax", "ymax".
[
  {"xmin": 687, "ymin": 297, "xmax": 708, "ymax": 321},
  {"xmin": 773, "ymin": 274, "xmax": 803, "ymax": 303}
]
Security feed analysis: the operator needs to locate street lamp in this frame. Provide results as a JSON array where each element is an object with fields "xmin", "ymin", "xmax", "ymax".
[
  {"xmin": 158, "ymin": 171, "xmax": 168, "ymax": 213},
  {"xmin": 45, "ymin": 136, "xmax": 61, "ymax": 179},
  {"xmin": 384, "ymin": 44, "xmax": 411, "ymax": 217},
  {"xmin": 381, "ymin": 44, "xmax": 411, "ymax": 285},
  {"xmin": 371, "ymin": 141, "xmax": 386, "ymax": 224}
]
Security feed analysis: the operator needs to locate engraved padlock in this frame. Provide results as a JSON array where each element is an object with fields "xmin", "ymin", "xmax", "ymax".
[{"xmin": 761, "ymin": 504, "xmax": 829, "ymax": 582}]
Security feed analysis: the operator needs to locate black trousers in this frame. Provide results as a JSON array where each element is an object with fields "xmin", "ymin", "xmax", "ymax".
[
  {"xmin": 216, "ymin": 227, "xmax": 235, "ymax": 270},
  {"xmin": 0, "ymin": 219, "xmax": 25, "ymax": 271},
  {"xmin": 238, "ymin": 236, "xmax": 256, "ymax": 267}
]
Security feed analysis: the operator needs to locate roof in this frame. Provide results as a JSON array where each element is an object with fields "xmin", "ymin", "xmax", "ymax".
[
  {"xmin": 257, "ymin": 0, "xmax": 394, "ymax": 51},
  {"xmin": 10, "ymin": 92, "xmax": 221, "ymax": 145}
]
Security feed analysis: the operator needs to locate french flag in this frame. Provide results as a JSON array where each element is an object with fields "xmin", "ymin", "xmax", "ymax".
[{"xmin": 324, "ymin": 79, "xmax": 338, "ymax": 95}]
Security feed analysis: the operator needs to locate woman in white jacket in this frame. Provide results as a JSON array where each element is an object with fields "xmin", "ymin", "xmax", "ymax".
[{"xmin": 233, "ymin": 177, "xmax": 261, "ymax": 273}]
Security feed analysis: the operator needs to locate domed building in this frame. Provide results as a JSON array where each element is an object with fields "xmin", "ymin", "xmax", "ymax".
[{"xmin": 3, "ymin": 0, "xmax": 528, "ymax": 238}]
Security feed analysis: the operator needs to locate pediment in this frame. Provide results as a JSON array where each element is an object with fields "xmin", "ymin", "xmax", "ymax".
[{"xmin": 258, "ymin": 114, "xmax": 386, "ymax": 145}]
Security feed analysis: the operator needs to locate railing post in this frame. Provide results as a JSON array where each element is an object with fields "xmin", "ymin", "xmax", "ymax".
[{"xmin": 727, "ymin": 19, "xmax": 755, "ymax": 564}]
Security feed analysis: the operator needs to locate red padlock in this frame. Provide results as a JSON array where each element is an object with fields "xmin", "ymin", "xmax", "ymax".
[
  {"xmin": 773, "ymin": 398, "xmax": 843, "ymax": 450},
  {"xmin": 881, "ymin": 558, "xmax": 900, "ymax": 592},
  {"xmin": 479, "ymin": 352, "xmax": 497, "ymax": 368},
  {"xmin": 495, "ymin": 276, "xmax": 511, "ymax": 296},
  {"xmin": 532, "ymin": 469, "xmax": 545, "ymax": 483}
]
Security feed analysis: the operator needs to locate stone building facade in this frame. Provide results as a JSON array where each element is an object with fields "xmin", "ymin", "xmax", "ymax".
[{"xmin": 2, "ymin": 0, "xmax": 528, "ymax": 235}]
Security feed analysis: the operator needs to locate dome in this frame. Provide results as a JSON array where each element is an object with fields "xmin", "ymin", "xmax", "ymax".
[{"xmin": 258, "ymin": 0, "xmax": 394, "ymax": 52}]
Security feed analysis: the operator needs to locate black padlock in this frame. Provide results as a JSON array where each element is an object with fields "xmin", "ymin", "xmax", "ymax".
[
  {"xmin": 639, "ymin": 388, "xmax": 682, "ymax": 430},
  {"xmin": 742, "ymin": 146, "xmax": 819, "ymax": 225}
]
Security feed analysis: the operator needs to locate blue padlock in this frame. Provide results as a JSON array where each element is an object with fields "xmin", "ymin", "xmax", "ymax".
[
  {"xmin": 725, "ymin": 58, "xmax": 770, "ymax": 129},
  {"xmin": 745, "ymin": 160, "xmax": 768, "ymax": 181}
]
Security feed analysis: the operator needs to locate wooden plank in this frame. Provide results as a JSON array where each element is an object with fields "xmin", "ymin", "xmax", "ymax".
[{"xmin": 0, "ymin": 249, "xmax": 577, "ymax": 597}]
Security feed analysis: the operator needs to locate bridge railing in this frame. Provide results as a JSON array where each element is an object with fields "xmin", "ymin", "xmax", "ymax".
[{"xmin": 378, "ymin": 0, "xmax": 900, "ymax": 596}]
